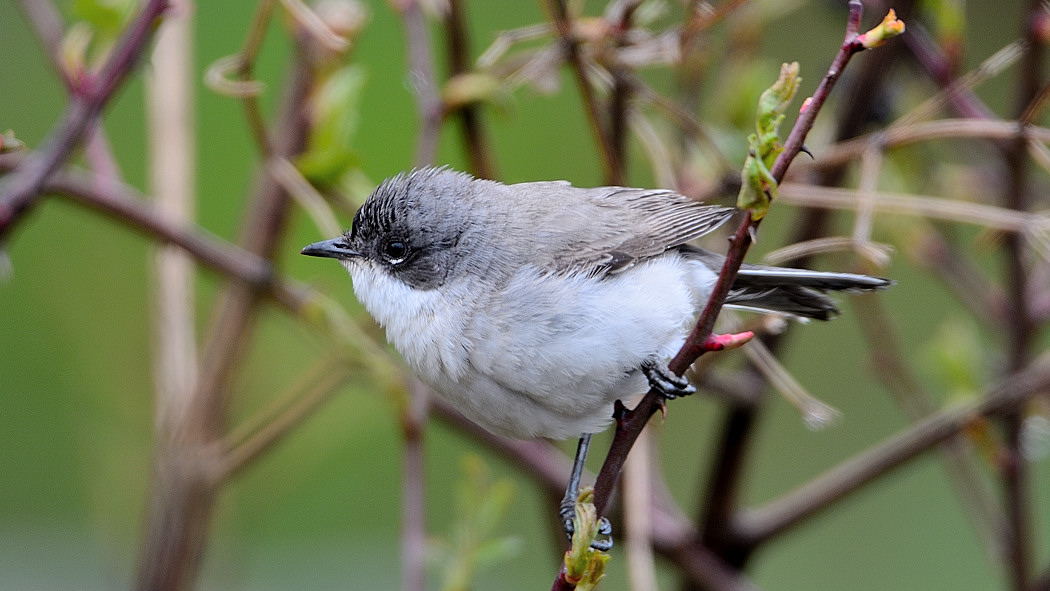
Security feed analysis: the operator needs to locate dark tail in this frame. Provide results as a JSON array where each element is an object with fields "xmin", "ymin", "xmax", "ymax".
[{"xmin": 680, "ymin": 245, "xmax": 893, "ymax": 321}]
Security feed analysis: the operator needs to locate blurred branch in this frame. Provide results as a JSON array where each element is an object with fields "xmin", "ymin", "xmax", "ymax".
[
  {"xmin": 999, "ymin": 2, "xmax": 1046, "ymax": 588},
  {"xmin": 607, "ymin": 0, "xmax": 642, "ymax": 185},
  {"xmin": 136, "ymin": 30, "xmax": 316, "ymax": 591},
  {"xmin": 738, "ymin": 350, "xmax": 1050, "ymax": 546},
  {"xmin": 444, "ymin": 0, "xmax": 498, "ymax": 179},
  {"xmin": 217, "ymin": 355, "xmax": 353, "ymax": 480},
  {"xmin": 397, "ymin": 0, "xmax": 444, "ymax": 168},
  {"xmin": 794, "ymin": 119, "xmax": 1050, "ymax": 173},
  {"xmin": 0, "ymin": 0, "xmax": 170, "ymax": 241},
  {"xmin": 544, "ymin": 0, "xmax": 621, "ymax": 183},
  {"xmin": 148, "ymin": 0, "xmax": 198, "ymax": 431},
  {"xmin": 401, "ymin": 379, "xmax": 429, "ymax": 591},
  {"xmin": 776, "ymin": 183, "xmax": 1050, "ymax": 240},
  {"xmin": 0, "ymin": 153, "xmax": 308, "ymax": 312}
]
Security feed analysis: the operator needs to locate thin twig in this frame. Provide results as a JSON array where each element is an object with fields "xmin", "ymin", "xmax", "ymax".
[
  {"xmin": 902, "ymin": 22, "xmax": 995, "ymax": 120},
  {"xmin": 852, "ymin": 295, "xmax": 1005, "ymax": 560},
  {"xmin": 235, "ymin": 0, "xmax": 279, "ymax": 154},
  {"xmin": 908, "ymin": 228, "xmax": 1010, "ymax": 326},
  {"xmin": 217, "ymin": 355, "xmax": 353, "ymax": 480}
]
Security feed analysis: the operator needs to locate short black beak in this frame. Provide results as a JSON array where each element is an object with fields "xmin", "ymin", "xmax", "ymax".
[{"xmin": 300, "ymin": 237, "xmax": 359, "ymax": 260}]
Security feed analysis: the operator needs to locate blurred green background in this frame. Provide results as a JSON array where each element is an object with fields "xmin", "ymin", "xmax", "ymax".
[{"xmin": 2, "ymin": 1, "xmax": 1049, "ymax": 590}]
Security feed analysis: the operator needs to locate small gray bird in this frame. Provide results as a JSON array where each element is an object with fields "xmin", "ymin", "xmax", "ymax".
[{"xmin": 301, "ymin": 167, "xmax": 889, "ymax": 542}]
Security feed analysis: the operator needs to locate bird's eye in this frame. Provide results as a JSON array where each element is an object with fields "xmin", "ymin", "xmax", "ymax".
[{"xmin": 382, "ymin": 240, "xmax": 410, "ymax": 264}]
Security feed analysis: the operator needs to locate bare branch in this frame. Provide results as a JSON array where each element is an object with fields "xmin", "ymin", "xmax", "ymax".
[
  {"xmin": 738, "ymin": 351, "xmax": 1050, "ymax": 545},
  {"xmin": 0, "ymin": 0, "xmax": 170, "ymax": 240}
]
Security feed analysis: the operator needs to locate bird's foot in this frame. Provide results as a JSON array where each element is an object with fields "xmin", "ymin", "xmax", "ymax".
[
  {"xmin": 560, "ymin": 500, "xmax": 614, "ymax": 552},
  {"xmin": 641, "ymin": 359, "xmax": 695, "ymax": 400}
]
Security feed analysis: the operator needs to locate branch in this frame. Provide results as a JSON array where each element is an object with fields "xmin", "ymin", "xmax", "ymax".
[
  {"xmin": 544, "ymin": 0, "xmax": 621, "ymax": 182},
  {"xmin": 0, "ymin": 153, "xmax": 307, "ymax": 312},
  {"xmin": 737, "ymin": 350, "xmax": 1050, "ymax": 545},
  {"xmin": 15, "ymin": 0, "xmax": 71, "ymax": 89},
  {"xmin": 135, "ymin": 33, "xmax": 316, "ymax": 591},
  {"xmin": 401, "ymin": 378, "xmax": 430, "ymax": 591},
  {"xmin": 0, "ymin": 0, "xmax": 170, "ymax": 240},
  {"xmin": 396, "ymin": 0, "xmax": 444, "ymax": 168},
  {"xmin": 592, "ymin": 0, "xmax": 879, "ymax": 519},
  {"xmin": 149, "ymin": 0, "xmax": 198, "ymax": 431},
  {"xmin": 444, "ymin": 0, "xmax": 498, "ymax": 179},
  {"xmin": 999, "ymin": 1, "xmax": 1045, "ymax": 586}
]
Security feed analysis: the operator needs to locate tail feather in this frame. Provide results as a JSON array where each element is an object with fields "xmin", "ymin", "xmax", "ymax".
[
  {"xmin": 678, "ymin": 245, "xmax": 893, "ymax": 321},
  {"xmin": 733, "ymin": 265, "xmax": 892, "ymax": 292}
]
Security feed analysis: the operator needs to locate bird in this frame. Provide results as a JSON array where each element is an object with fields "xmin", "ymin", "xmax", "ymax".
[{"xmin": 301, "ymin": 166, "xmax": 891, "ymax": 545}]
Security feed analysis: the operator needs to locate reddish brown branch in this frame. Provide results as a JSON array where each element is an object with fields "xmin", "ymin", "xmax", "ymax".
[
  {"xmin": 591, "ymin": 2, "xmax": 873, "ymax": 522},
  {"xmin": 0, "ymin": 0, "xmax": 170, "ymax": 240}
]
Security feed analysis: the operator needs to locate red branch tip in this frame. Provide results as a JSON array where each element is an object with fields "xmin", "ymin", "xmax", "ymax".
[{"xmin": 702, "ymin": 331, "xmax": 755, "ymax": 352}]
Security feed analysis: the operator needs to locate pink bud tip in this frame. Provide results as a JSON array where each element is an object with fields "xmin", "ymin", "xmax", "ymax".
[{"xmin": 702, "ymin": 331, "xmax": 755, "ymax": 352}]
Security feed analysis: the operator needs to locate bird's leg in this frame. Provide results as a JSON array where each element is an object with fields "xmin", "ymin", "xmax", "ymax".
[
  {"xmin": 559, "ymin": 433, "xmax": 613, "ymax": 551},
  {"xmin": 641, "ymin": 358, "xmax": 696, "ymax": 399}
]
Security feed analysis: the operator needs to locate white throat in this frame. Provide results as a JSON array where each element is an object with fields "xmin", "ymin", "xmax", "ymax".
[{"xmin": 346, "ymin": 261, "xmax": 470, "ymax": 385}]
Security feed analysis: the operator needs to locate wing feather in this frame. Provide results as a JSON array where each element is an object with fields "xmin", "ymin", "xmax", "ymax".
[{"xmin": 504, "ymin": 182, "xmax": 736, "ymax": 277}]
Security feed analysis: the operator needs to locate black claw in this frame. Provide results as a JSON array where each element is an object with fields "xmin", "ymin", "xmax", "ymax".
[
  {"xmin": 561, "ymin": 507, "xmax": 614, "ymax": 551},
  {"xmin": 560, "ymin": 434, "xmax": 614, "ymax": 550},
  {"xmin": 641, "ymin": 359, "xmax": 695, "ymax": 399}
]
